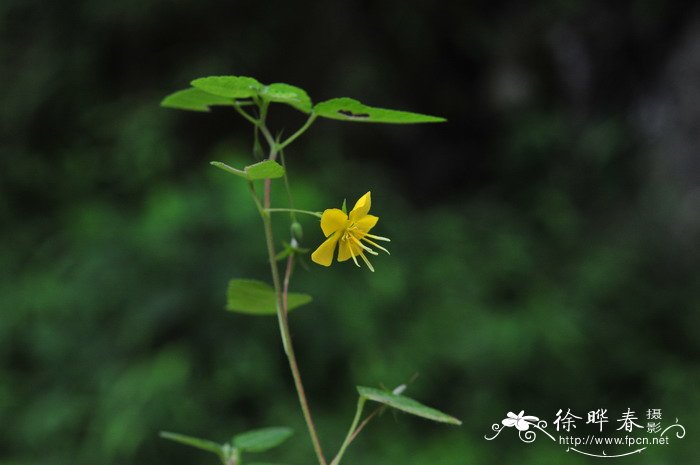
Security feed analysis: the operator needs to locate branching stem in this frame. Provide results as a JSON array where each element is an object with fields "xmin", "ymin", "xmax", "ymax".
[
  {"xmin": 330, "ymin": 397, "xmax": 366, "ymax": 465},
  {"xmin": 233, "ymin": 103, "xmax": 258, "ymax": 126},
  {"xmin": 242, "ymin": 101, "xmax": 374, "ymax": 465},
  {"xmin": 347, "ymin": 405, "xmax": 385, "ymax": 444},
  {"xmin": 266, "ymin": 208, "xmax": 322, "ymax": 218},
  {"xmin": 279, "ymin": 148, "xmax": 297, "ymax": 223},
  {"xmin": 278, "ymin": 113, "xmax": 317, "ymax": 151},
  {"xmin": 248, "ymin": 115, "xmax": 327, "ymax": 465}
]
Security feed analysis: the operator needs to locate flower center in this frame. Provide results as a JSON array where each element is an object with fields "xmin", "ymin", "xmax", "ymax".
[{"xmin": 341, "ymin": 222, "xmax": 360, "ymax": 242}]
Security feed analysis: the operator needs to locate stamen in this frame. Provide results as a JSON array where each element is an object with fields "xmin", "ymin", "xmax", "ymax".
[
  {"xmin": 364, "ymin": 233, "xmax": 391, "ymax": 242},
  {"xmin": 360, "ymin": 236, "xmax": 390, "ymax": 255},
  {"xmin": 358, "ymin": 252, "xmax": 375, "ymax": 272},
  {"xmin": 350, "ymin": 234, "xmax": 378, "ymax": 255},
  {"xmin": 349, "ymin": 244, "xmax": 360, "ymax": 267}
]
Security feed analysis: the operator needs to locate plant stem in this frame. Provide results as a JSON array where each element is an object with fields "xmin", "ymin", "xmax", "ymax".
[
  {"xmin": 257, "ymin": 100, "xmax": 278, "ymax": 157},
  {"xmin": 247, "ymin": 181, "xmax": 264, "ymax": 214},
  {"xmin": 233, "ymin": 103, "xmax": 258, "ymax": 126},
  {"xmin": 278, "ymin": 114, "xmax": 317, "ymax": 151},
  {"xmin": 279, "ymin": 148, "xmax": 297, "ymax": 223},
  {"xmin": 347, "ymin": 405, "xmax": 384, "ymax": 444},
  {"xmin": 282, "ymin": 254, "xmax": 295, "ymax": 316},
  {"xmin": 330, "ymin": 397, "xmax": 366, "ymax": 465},
  {"xmin": 250, "ymin": 123, "xmax": 327, "ymax": 465},
  {"xmin": 266, "ymin": 208, "xmax": 322, "ymax": 218},
  {"xmin": 262, "ymin": 204, "xmax": 327, "ymax": 465}
]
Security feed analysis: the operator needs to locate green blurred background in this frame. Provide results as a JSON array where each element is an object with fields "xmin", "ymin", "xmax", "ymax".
[{"xmin": 1, "ymin": 0, "xmax": 699, "ymax": 464}]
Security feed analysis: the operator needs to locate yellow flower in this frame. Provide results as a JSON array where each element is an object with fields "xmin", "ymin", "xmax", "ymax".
[{"xmin": 311, "ymin": 192, "xmax": 390, "ymax": 272}]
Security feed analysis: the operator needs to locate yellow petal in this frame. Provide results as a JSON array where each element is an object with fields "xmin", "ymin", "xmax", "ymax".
[
  {"xmin": 320, "ymin": 208, "xmax": 348, "ymax": 237},
  {"xmin": 355, "ymin": 214, "xmax": 378, "ymax": 233},
  {"xmin": 337, "ymin": 238, "xmax": 361, "ymax": 262},
  {"xmin": 311, "ymin": 232, "xmax": 340, "ymax": 266},
  {"xmin": 349, "ymin": 191, "xmax": 371, "ymax": 222}
]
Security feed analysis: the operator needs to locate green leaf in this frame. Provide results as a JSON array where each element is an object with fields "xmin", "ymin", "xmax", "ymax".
[
  {"xmin": 191, "ymin": 75, "xmax": 263, "ymax": 99},
  {"xmin": 245, "ymin": 160, "xmax": 285, "ymax": 180},
  {"xmin": 248, "ymin": 463, "xmax": 289, "ymax": 465},
  {"xmin": 261, "ymin": 83, "xmax": 312, "ymax": 113},
  {"xmin": 211, "ymin": 160, "xmax": 284, "ymax": 181},
  {"xmin": 210, "ymin": 161, "xmax": 247, "ymax": 178},
  {"xmin": 161, "ymin": 88, "xmax": 235, "ymax": 112},
  {"xmin": 233, "ymin": 427, "xmax": 294, "ymax": 452},
  {"xmin": 341, "ymin": 198, "xmax": 347, "ymax": 214},
  {"xmin": 227, "ymin": 279, "xmax": 312, "ymax": 315},
  {"xmin": 275, "ymin": 241, "xmax": 309, "ymax": 261},
  {"xmin": 357, "ymin": 386, "xmax": 462, "ymax": 425},
  {"xmin": 314, "ymin": 98, "xmax": 446, "ymax": 124},
  {"xmin": 159, "ymin": 431, "xmax": 224, "ymax": 458},
  {"xmin": 275, "ymin": 247, "xmax": 293, "ymax": 262}
]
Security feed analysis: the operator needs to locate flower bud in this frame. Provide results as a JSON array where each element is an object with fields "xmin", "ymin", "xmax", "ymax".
[
  {"xmin": 253, "ymin": 128, "xmax": 264, "ymax": 160},
  {"xmin": 290, "ymin": 222, "xmax": 303, "ymax": 242}
]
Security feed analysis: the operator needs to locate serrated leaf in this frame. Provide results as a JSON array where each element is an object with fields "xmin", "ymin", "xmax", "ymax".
[
  {"xmin": 357, "ymin": 386, "xmax": 462, "ymax": 425},
  {"xmin": 233, "ymin": 427, "xmax": 293, "ymax": 452},
  {"xmin": 159, "ymin": 431, "xmax": 224, "ymax": 458},
  {"xmin": 261, "ymin": 83, "xmax": 312, "ymax": 113},
  {"xmin": 191, "ymin": 76, "xmax": 263, "ymax": 99},
  {"xmin": 227, "ymin": 279, "xmax": 312, "ymax": 315},
  {"xmin": 314, "ymin": 98, "xmax": 446, "ymax": 124},
  {"xmin": 161, "ymin": 88, "xmax": 235, "ymax": 112},
  {"xmin": 245, "ymin": 160, "xmax": 285, "ymax": 180}
]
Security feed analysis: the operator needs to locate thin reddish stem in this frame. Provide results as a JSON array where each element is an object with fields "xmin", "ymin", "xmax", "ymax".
[
  {"xmin": 348, "ymin": 406, "xmax": 383, "ymax": 444},
  {"xmin": 261, "ymin": 177, "xmax": 327, "ymax": 465}
]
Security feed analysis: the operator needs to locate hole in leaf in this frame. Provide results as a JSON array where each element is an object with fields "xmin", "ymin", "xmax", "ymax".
[{"xmin": 338, "ymin": 109, "xmax": 370, "ymax": 118}]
